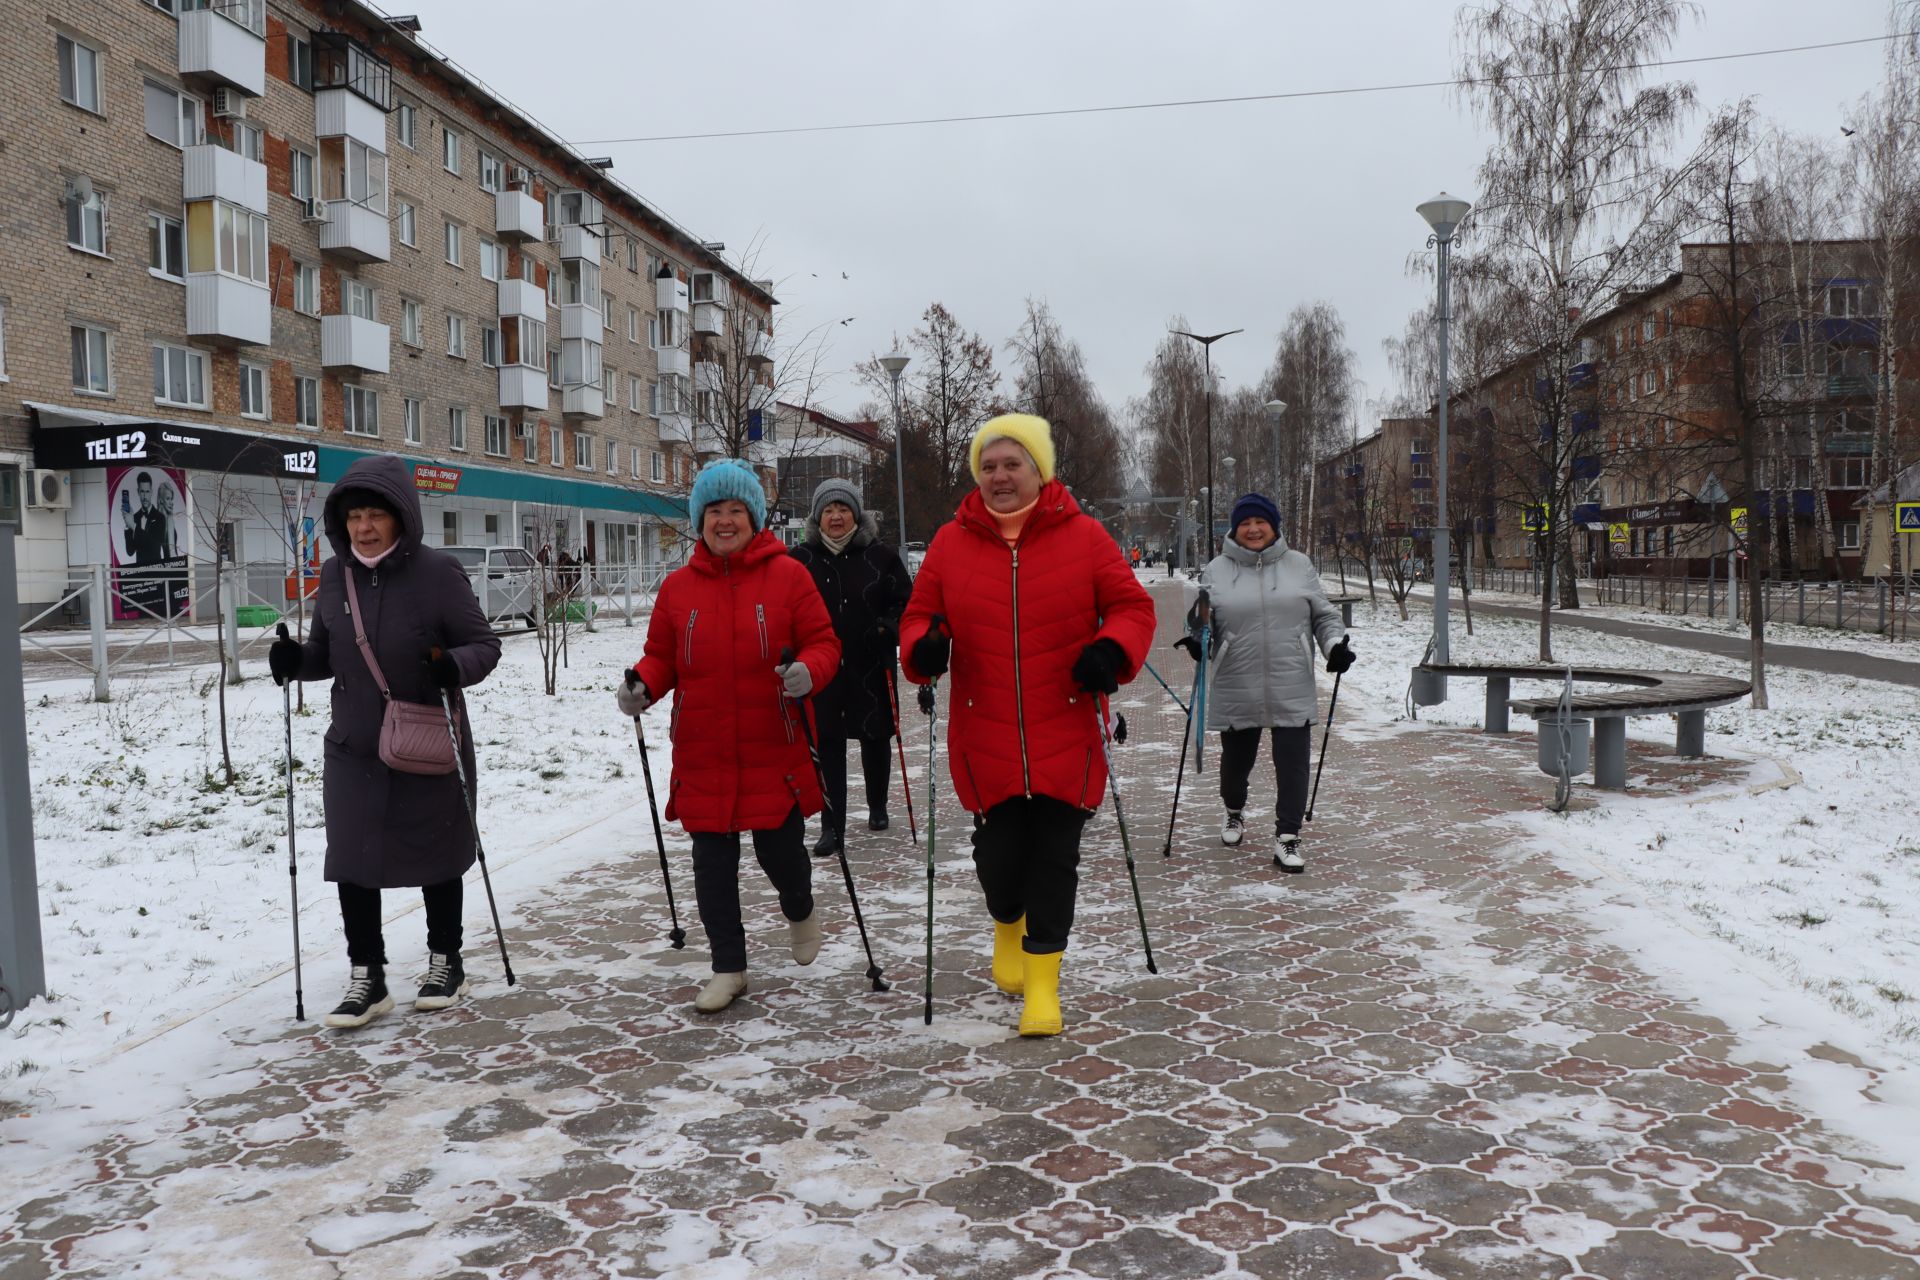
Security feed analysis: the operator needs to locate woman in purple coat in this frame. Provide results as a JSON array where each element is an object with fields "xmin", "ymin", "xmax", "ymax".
[{"xmin": 269, "ymin": 455, "xmax": 501, "ymax": 1028}]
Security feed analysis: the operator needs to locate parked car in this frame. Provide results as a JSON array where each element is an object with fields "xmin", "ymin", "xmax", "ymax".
[{"xmin": 444, "ymin": 545, "xmax": 540, "ymax": 628}]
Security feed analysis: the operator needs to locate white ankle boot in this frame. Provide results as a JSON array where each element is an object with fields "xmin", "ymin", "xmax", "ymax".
[
  {"xmin": 695, "ymin": 971, "xmax": 748, "ymax": 1012},
  {"xmin": 1221, "ymin": 810, "xmax": 1245, "ymax": 846},
  {"xmin": 789, "ymin": 910, "xmax": 822, "ymax": 965},
  {"xmin": 1273, "ymin": 834, "xmax": 1304, "ymax": 873}
]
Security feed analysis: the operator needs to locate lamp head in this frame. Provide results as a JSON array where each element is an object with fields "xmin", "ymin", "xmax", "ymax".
[
  {"xmin": 879, "ymin": 351, "xmax": 909, "ymax": 380},
  {"xmin": 1264, "ymin": 399, "xmax": 1287, "ymax": 422},
  {"xmin": 1417, "ymin": 192, "xmax": 1473, "ymax": 240}
]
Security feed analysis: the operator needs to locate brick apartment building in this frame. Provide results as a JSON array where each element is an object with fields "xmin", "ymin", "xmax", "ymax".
[
  {"xmin": 2, "ymin": 0, "xmax": 776, "ymax": 618},
  {"xmin": 767, "ymin": 401, "xmax": 884, "ymax": 540}
]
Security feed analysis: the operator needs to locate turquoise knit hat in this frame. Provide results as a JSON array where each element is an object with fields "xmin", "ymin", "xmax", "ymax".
[{"xmin": 690, "ymin": 458, "xmax": 766, "ymax": 532}]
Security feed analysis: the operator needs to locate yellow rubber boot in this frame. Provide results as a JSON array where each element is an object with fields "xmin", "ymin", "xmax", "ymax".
[
  {"xmin": 992, "ymin": 917, "xmax": 1026, "ymax": 994},
  {"xmin": 1018, "ymin": 950, "xmax": 1064, "ymax": 1037}
]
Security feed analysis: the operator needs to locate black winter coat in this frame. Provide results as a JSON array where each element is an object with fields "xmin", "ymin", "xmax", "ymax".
[
  {"xmin": 790, "ymin": 513, "xmax": 912, "ymax": 741},
  {"xmin": 296, "ymin": 455, "xmax": 502, "ymax": 888}
]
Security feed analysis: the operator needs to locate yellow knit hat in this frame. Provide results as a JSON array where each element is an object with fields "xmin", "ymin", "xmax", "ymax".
[{"xmin": 969, "ymin": 413, "xmax": 1056, "ymax": 484}]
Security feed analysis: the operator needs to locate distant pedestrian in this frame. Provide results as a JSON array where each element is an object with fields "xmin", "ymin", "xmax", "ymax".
[
  {"xmin": 267, "ymin": 455, "xmax": 503, "ymax": 1028},
  {"xmin": 790, "ymin": 479, "xmax": 911, "ymax": 857},
  {"xmin": 1180, "ymin": 492, "xmax": 1352, "ymax": 873},
  {"xmin": 616, "ymin": 460, "xmax": 841, "ymax": 1013},
  {"xmin": 901, "ymin": 414, "xmax": 1155, "ymax": 1037}
]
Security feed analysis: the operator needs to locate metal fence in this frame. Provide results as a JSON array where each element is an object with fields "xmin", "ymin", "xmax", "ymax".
[{"xmin": 1589, "ymin": 572, "xmax": 1918, "ymax": 637}]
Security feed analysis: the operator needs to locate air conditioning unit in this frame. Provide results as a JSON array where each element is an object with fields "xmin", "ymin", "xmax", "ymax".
[
  {"xmin": 24, "ymin": 469, "xmax": 73, "ymax": 511},
  {"xmin": 211, "ymin": 87, "xmax": 248, "ymax": 119},
  {"xmin": 518, "ymin": 422, "xmax": 536, "ymax": 438},
  {"xmin": 507, "ymin": 166, "xmax": 530, "ymax": 189},
  {"xmin": 300, "ymin": 196, "xmax": 330, "ymax": 223}
]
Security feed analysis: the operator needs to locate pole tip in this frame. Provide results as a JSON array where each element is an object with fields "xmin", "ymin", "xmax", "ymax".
[{"xmin": 1146, "ymin": 960, "xmax": 1159, "ymax": 975}]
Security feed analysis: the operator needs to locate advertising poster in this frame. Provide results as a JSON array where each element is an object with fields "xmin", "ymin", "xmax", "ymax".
[
  {"xmin": 108, "ymin": 465, "xmax": 190, "ymax": 621},
  {"xmin": 282, "ymin": 483, "xmax": 321, "ymax": 600}
]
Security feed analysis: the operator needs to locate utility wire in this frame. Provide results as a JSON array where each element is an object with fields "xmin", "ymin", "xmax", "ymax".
[{"xmin": 575, "ymin": 32, "xmax": 1911, "ymax": 146}]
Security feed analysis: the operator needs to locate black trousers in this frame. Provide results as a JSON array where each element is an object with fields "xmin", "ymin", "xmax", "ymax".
[
  {"xmin": 1218, "ymin": 725, "xmax": 1313, "ymax": 836},
  {"xmin": 690, "ymin": 805, "xmax": 813, "ymax": 973},
  {"xmin": 818, "ymin": 732, "xmax": 892, "ymax": 833},
  {"xmin": 971, "ymin": 795, "xmax": 1091, "ymax": 955},
  {"xmin": 338, "ymin": 878, "xmax": 463, "ymax": 968}
]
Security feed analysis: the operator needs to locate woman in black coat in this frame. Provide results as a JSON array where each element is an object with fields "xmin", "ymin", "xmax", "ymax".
[
  {"xmin": 789, "ymin": 479, "xmax": 912, "ymax": 857},
  {"xmin": 268, "ymin": 455, "xmax": 501, "ymax": 1029}
]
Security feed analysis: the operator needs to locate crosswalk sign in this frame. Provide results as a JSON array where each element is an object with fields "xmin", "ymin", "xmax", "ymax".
[
  {"xmin": 1898, "ymin": 501, "xmax": 1920, "ymax": 532},
  {"xmin": 1730, "ymin": 506, "xmax": 1748, "ymax": 535},
  {"xmin": 1608, "ymin": 522, "xmax": 1629, "ymax": 544},
  {"xmin": 1521, "ymin": 502, "xmax": 1550, "ymax": 532}
]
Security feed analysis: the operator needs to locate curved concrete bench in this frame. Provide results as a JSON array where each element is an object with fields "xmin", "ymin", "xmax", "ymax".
[{"xmin": 1415, "ymin": 662, "xmax": 1752, "ymax": 789}]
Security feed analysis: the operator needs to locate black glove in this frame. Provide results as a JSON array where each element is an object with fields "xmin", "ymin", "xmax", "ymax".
[
  {"xmin": 910, "ymin": 615, "xmax": 950, "ymax": 677},
  {"xmin": 1326, "ymin": 638, "xmax": 1355, "ymax": 675},
  {"xmin": 1071, "ymin": 638, "xmax": 1126, "ymax": 695},
  {"xmin": 917, "ymin": 683, "xmax": 936, "ymax": 716},
  {"xmin": 1174, "ymin": 635, "xmax": 1203, "ymax": 662},
  {"xmin": 268, "ymin": 626, "xmax": 302, "ymax": 686},
  {"xmin": 424, "ymin": 648, "xmax": 462, "ymax": 690},
  {"xmin": 873, "ymin": 619, "xmax": 899, "ymax": 650}
]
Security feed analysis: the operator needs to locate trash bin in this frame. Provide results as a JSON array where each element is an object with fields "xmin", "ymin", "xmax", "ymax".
[
  {"xmin": 1536, "ymin": 714, "xmax": 1590, "ymax": 778},
  {"xmin": 234, "ymin": 605, "xmax": 280, "ymax": 628}
]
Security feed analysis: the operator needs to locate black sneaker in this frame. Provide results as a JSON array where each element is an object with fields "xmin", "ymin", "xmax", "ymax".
[
  {"xmin": 414, "ymin": 951, "xmax": 469, "ymax": 1011},
  {"xmin": 868, "ymin": 810, "xmax": 890, "ymax": 832},
  {"xmin": 813, "ymin": 828, "xmax": 844, "ymax": 859},
  {"xmin": 324, "ymin": 965, "xmax": 394, "ymax": 1029}
]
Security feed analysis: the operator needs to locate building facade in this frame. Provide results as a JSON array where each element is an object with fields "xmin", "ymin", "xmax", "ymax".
[
  {"xmin": 767, "ymin": 401, "xmax": 883, "ymax": 539},
  {"xmin": 3, "ymin": 0, "xmax": 776, "ymax": 618}
]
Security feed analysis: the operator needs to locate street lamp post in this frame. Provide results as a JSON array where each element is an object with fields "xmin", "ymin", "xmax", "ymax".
[
  {"xmin": 1263, "ymin": 399, "xmax": 1287, "ymax": 534},
  {"xmin": 880, "ymin": 350, "xmax": 910, "ymax": 556},
  {"xmin": 1411, "ymin": 192, "xmax": 1472, "ymax": 707},
  {"xmin": 1173, "ymin": 328, "xmax": 1242, "ymax": 561}
]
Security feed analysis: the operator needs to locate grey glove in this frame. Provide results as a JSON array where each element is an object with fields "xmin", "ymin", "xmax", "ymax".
[
  {"xmin": 615, "ymin": 676, "xmax": 651, "ymax": 717},
  {"xmin": 777, "ymin": 661, "xmax": 814, "ymax": 699}
]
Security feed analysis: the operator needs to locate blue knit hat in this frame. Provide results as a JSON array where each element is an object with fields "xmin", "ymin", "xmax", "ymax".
[
  {"xmin": 690, "ymin": 458, "xmax": 767, "ymax": 532},
  {"xmin": 1229, "ymin": 492, "xmax": 1281, "ymax": 535}
]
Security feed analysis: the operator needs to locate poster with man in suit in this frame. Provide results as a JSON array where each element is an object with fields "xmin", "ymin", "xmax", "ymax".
[{"xmin": 109, "ymin": 467, "xmax": 189, "ymax": 620}]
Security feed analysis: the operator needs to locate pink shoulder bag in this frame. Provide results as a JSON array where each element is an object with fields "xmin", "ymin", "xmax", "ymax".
[{"xmin": 343, "ymin": 567, "xmax": 459, "ymax": 775}]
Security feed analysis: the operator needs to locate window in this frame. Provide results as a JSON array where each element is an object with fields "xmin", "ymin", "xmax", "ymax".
[
  {"xmin": 396, "ymin": 102, "xmax": 416, "ymax": 149},
  {"xmin": 657, "ymin": 309, "xmax": 680, "ymax": 348},
  {"xmin": 287, "ymin": 34, "xmax": 313, "ymax": 91},
  {"xmin": 501, "ymin": 316, "xmax": 546, "ymax": 369},
  {"xmin": 342, "ymin": 384, "xmax": 378, "ymax": 436},
  {"xmin": 546, "ymin": 269, "xmax": 560, "ymax": 307},
  {"xmin": 144, "ymin": 80, "xmax": 203, "ymax": 148},
  {"xmin": 627, "ymin": 240, "xmax": 639, "ymax": 273},
  {"xmin": 239, "ymin": 362, "xmax": 268, "ymax": 418},
  {"xmin": 290, "ymin": 147, "xmax": 316, "ymax": 203},
  {"xmin": 401, "ymin": 298, "xmax": 422, "ymax": 347},
  {"xmin": 149, "ymin": 0, "xmax": 177, "ymax": 12},
  {"xmin": 549, "ymin": 425, "xmax": 563, "ymax": 467},
  {"xmin": 628, "ymin": 305, "xmax": 640, "ymax": 342},
  {"xmin": 396, "ymin": 200, "xmax": 416, "ymax": 246},
  {"xmin": 574, "ymin": 432, "xmax": 593, "ymax": 470},
  {"xmin": 547, "ymin": 348, "xmax": 561, "ymax": 389},
  {"xmin": 151, "ymin": 343, "xmax": 208, "ymax": 408},
  {"xmin": 602, "ymin": 367, "xmax": 616, "ymax": 402},
  {"xmin": 1663, "ymin": 418, "xmax": 1675, "ymax": 444},
  {"xmin": 442, "ymin": 126, "xmax": 461, "ymax": 175},
  {"xmin": 0, "ymin": 302, "xmax": 8, "ymax": 381},
  {"xmin": 651, "ymin": 451, "xmax": 664, "ymax": 483},
  {"xmin": 403, "ymin": 397, "xmax": 422, "ymax": 444},
  {"xmin": 338, "ymin": 278, "xmax": 374, "ymax": 322},
  {"xmin": 443, "ymin": 510, "xmax": 459, "ymax": 545},
  {"xmin": 71, "ymin": 325, "xmax": 111, "ymax": 394},
  {"xmin": 295, "ymin": 375, "xmax": 319, "ymax": 427},
  {"xmin": 188, "ymin": 201, "xmax": 269, "ymax": 284},
  {"xmin": 1828, "ymin": 454, "xmax": 1869, "ymax": 489},
  {"xmin": 1640, "ymin": 370, "xmax": 1656, "ymax": 396},
  {"xmin": 628, "ymin": 374, "xmax": 643, "ymax": 411},
  {"xmin": 479, "ymin": 238, "xmax": 504, "ymax": 282},
  {"xmin": 444, "ymin": 222, "xmax": 462, "ymax": 267},
  {"xmin": 58, "ymin": 34, "xmax": 102, "ymax": 113},
  {"xmin": 1641, "ymin": 316, "xmax": 1655, "ymax": 343},
  {"xmin": 447, "ymin": 315, "xmax": 466, "ymax": 358},
  {"xmin": 647, "ymin": 314, "xmax": 658, "ymax": 348},
  {"xmin": 480, "ymin": 325, "xmax": 501, "ymax": 368},
  {"xmin": 606, "ymin": 438, "xmax": 618, "ymax": 474},
  {"xmin": 318, "ymin": 137, "xmax": 386, "ymax": 213},
  {"xmin": 67, "ymin": 188, "xmax": 107, "ymax": 255},
  {"xmin": 294, "ymin": 261, "xmax": 320, "ymax": 315},
  {"xmin": 648, "ymin": 379, "xmax": 661, "ymax": 417},
  {"xmin": 478, "ymin": 150, "xmax": 503, "ymax": 193},
  {"xmin": 561, "ymin": 260, "xmax": 600, "ymax": 311},
  {"xmin": 1828, "ymin": 285, "xmax": 1862, "ymax": 317},
  {"xmin": 604, "ymin": 301, "xmax": 614, "ymax": 332},
  {"xmin": 484, "ymin": 415, "xmax": 509, "ymax": 457},
  {"xmin": 148, "ymin": 212, "xmax": 185, "ymax": 279},
  {"xmin": 1838, "ymin": 520, "xmax": 1861, "ymax": 550},
  {"xmin": 232, "ymin": 121, "xmax": 264, "ymax": 162},
  {"xmin": 448, "ymin": 406, "xmax": 467, "ymax": 451}
]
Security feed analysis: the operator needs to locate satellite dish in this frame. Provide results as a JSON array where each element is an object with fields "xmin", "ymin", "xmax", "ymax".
[{"xmin": 66, "ymin": 174, "xmax": 93, "ymax": 204}]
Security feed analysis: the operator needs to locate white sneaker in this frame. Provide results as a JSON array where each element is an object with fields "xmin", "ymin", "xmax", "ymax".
[
  {"xmin": 1221, "ymin": 811, "xmax": 1245, "ymax": 846},
  {"xmin": 1273, "ymin": 835, "xmax": 1305, "ymax": 874},
  {"xmin": 695, "ymin": 971, "xmax": 748, "ymax": 1012}
]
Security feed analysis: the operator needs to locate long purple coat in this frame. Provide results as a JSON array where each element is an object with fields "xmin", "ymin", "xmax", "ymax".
[{"xmin": 296, "ymin": 455, "xmax": 501, "ymax": 888}]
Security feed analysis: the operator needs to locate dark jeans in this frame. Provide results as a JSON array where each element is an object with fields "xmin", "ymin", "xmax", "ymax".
[
  {"xmin": 971, "ymin": 795, "xmax": 1091, "ymax": 955},
  {"xmin": 690, "ymin": 805, "xmax": 813, "ymax": 973},
  {"xmin": 818, "ymin": 732, "xmax": 893, "ymax": 833},
  {"xmin": 338, "ymin": 878, "xmax": 463, "ymax": 968},
  {"xmin": 1218, "ymin": 725, "xmax": 1313, "ymax": 835}
]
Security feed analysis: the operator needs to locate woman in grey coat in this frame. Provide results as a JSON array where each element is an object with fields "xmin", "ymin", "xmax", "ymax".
[
  {"xmin": 1181, "ymin": 493, "xmax": 1352, "ymax": 872},
  {"xmin": 268, "ymin": 455, "xmax": 502, "ymax": 1027}
]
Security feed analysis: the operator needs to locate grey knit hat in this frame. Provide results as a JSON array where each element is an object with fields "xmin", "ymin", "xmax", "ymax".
[{"xmin": 810, "ymin": 478, "xmax": 865, "ymax": 523}]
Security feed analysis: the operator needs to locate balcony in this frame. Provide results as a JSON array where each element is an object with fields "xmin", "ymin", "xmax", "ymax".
[
  {"xmin": 186, "ymin": 274, "xmax": 270, "ymax": 346},
  {"xmin": 183, "ymin": 143, "xmax": 268, "ymax": 214},
  {"xmin": 499, "ymin": 364, "xmax": 547, "ymax": 410},
  {"xmin": 562, "ymin": 384, "xmax": 605, "ymax": 419},
  {"xmin": 321, "ymin": 314, "xmax": 391, "ymax": 374},
  {"xmin": 177, "ymin": 5, "xmax": 266, "ymax": 97},
  {"xmin": 560, "ymin": 303, "xmax": 602, "ymax": 341},
  {"xmin": 657, "ymin": 411, "xmax": 692, "ymax": 445},
  {"xmin": 695, "ymin": 361, "xmax": 726, "ymax": 393},
  {"xmin": 746, "ymin": 330, "xmax": 774, "ymax": 367},
  {"xmin": 498, "ymin": 278, "xmax": 545, "ymax": 320},
  {"xmin": 656, "ymin": 275, "xmax": 689, "ymax": 311},
  {"xmin": 315, "ymin": 88, "xmax": 388, "ymax": 152},
  {"xmin": 654, "ymin": 346, "xmax": 690, "ymax": 378},
  {"xmin": 692, "ymin": 302, "xmax": 727, "ymax": 336},
  {"xmin": 551, "ymin": 223, "xmax": 600, "ymax": 261},
  {"xmin": 318, "ymin": 200, "xmax": 391, "ymax": 263},
  {"xmin": 1826, "ymin": 374, "xmax": 1876, "ymax": 399},
  {"xmin": 495, "ymin": 188, "xmax": 542, "ymax": 242}
]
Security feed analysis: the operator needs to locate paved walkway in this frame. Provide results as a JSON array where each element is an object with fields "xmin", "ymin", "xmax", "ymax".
[{"xmin": 4, "ymin": 586, "xmax": 1918, "ymax": 1278}]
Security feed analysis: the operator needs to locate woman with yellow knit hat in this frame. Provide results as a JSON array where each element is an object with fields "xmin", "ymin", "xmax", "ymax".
[{"xmin": 899, "ymin": 414, "xmax": 1156, "ymax": 1036}]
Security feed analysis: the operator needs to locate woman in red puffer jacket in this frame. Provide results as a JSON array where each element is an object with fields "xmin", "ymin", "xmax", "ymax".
[
  {"xmin": 900, "ymin": 414, "xmax": 1156, "ymax": 1038},
  {"xmin": 619, "ymin": 460, "xmax": 840, "ymax": 1014}
]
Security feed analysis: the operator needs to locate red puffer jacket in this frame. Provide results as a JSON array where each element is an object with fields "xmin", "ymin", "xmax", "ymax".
[
  {"xmin": 900, "ymin": 481, "xmax": 1157, "ymax": 814},
  {"xmin": 631, "ymin": 530, "xmax": 840, "ymax": 833}
]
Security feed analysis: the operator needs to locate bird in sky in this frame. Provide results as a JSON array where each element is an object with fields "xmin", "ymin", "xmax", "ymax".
[
  {"xmin": 840, "ymin": 317, "xmax": 856, "ymax": 325},
  {"xmin": 841, "ymin": 272, "xmax": 848, "ymax": 279},
  {"xmin": 1841, "ymin": 126, "xmax": 1857, "ymax": 136}
]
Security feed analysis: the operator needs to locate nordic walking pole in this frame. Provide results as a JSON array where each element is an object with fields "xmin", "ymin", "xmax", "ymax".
[
  {"xmin": 782, "ymin": 647, "xmax": 888, "ymax": 992},
  {"xmin": 433, "ymin": 663, "xmax": 516, "ymax": 986},
  {"xmin": 919, "ymin": 677, "xmax": 940, "ymax": 1024},
  {"xmin": 275, "ymin": 624, "xmax": 306, "ymax": 1021},
  {"xmin": 1095, "ymin": 694, "xmax": 1157, "ymax": 973},
  {"xmin": 885, "ymin": 665, "xmax": 918, "ymax": 842},
  {"xmin": 1305, "ymin": 634, "xmax": 1348, "ymax": 823},
  {"xmin": 624, "ymin": 669, "xmax": 686, "ymax": 949},
  {"xmin": 1139, "ymin": 659, "xmax": 1189, "ymax": 716},
  {"xmin": 1161, "ymin": 657, "xmax": 1199, "ymax": 860}
]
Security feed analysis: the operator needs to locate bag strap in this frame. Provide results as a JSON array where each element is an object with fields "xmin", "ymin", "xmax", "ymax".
[{"xmin": 341, "ymin": 566, "xmax": 393, "ymax": 703}]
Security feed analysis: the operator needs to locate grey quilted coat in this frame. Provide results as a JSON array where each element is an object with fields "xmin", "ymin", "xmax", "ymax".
[{"xmin": 1188, "ymin": 534, "xmax": 1344, "ymax": 731}]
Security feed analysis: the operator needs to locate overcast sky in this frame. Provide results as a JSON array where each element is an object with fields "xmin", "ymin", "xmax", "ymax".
[{"xmin": 397, "ymin": 0, "xmax": 1894, "ymax": 425}]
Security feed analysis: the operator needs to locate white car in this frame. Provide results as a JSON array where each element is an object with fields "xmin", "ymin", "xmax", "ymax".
[{"xmin": 444, "ymin": 545, "xmax": 540, "ymax": 628}]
